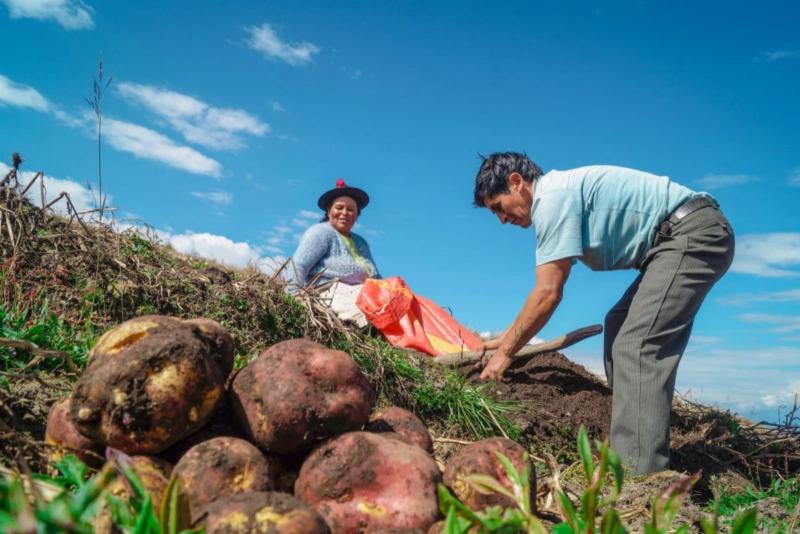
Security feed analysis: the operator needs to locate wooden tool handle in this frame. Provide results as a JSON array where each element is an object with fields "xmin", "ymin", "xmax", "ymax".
[{"xmin": 434, "ymin": 324, "xmax": 603, "ymax": 366}]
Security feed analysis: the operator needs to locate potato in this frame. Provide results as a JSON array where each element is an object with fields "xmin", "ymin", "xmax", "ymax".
[
  {"xmin": 70, "ymin": 317, "xmax": 225, "ymax": 454},
  {"xmin": 93, "ymin": 455, "xmax": 172, "ymax": 533},
  {"xmin": 172, "ymin": 436, "xmax": 279, "ymax": 519},
  {"xmin": 159, "ymin": 395, "xmax": 241, "ymax": 464},
  {"xmin": 182, "ymin": 318, "xmax": 234, "ymax": 380},
  {"xmin": 366, "ymin": 406, "xmax": 433, "ymax": 453},
  {"xmin": 199, "ymin": 491, "xmax": 329, "ymax": 534},
  {"xmin": 230, "ymin": 339, "xmax": 373, "ymax": 454},
  {"xmin": 295, "ymin": 431, "xmax": 440, "ymax": 533},
  {"xmin": 44, "ymin": 397, "xmax": 103, "ymax": 467},
  {"xmin": 443, "ymin": 437, "xmax": 535, "ymax": 512},
  {"xmin": 426, "ymin": 521, "xmax": 446, "ymax": 534}
]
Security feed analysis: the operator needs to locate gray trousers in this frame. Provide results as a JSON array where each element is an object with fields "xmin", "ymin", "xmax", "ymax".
[{"xmin": 603, "ymin": 205, "xmax": 735, "ymax": 474}]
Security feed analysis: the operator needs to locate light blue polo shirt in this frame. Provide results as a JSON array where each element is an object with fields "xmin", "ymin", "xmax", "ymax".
[{"xmin": 532, "ymin": 166, "xmax": 702, "ymax": 270}]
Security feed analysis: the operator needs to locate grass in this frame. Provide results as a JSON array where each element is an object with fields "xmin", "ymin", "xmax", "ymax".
[
  {"xmin": 0, "ymin": 302, "xmax": 95, "ymax": 372},
  {"xmin": 712, "ymin": 476, "xmax": 800, "ymax": 532}
]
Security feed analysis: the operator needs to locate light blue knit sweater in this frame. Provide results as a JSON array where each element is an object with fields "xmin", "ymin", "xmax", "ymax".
[{"xmin": 291, "ymin": 223, "xmax": 381, "ymax": 286}]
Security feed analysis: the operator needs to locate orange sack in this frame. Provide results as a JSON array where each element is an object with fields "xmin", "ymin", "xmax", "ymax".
[{"xmin": 356, "ymin": 277, "xmax": 483, "ymax": 356}]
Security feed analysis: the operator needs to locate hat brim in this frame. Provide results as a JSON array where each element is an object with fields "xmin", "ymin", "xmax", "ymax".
[{"xmin": 317, "ymin": 187, "xmax": 370, "ymax": 211}]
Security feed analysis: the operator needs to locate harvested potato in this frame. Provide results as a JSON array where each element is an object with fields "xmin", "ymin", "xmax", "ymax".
[
  {"xmin": 70, "ymin": 317, "xmax": 225, "ymax": 454},
  {"xmin": 172, "ymin": 436, "xmax": 279, "ymax": 518},
  {"xmin": 230, "ymin": 339, "xmax": 373, "ymax": 454},
  {"xmin": 182, "ymin": 318, "xmax": 234, "ymax": 380},
  {"xmin": 295, "ymin": 431, "xmax": 440, "ymax": 533},
  {"xmin": 93, "ymin": 455, "xmax": 172, "ymax": 533},
  {"xmin": 159, "ymin": 395, "xmax": 241, "ymax": 464},
  {"xmin": 44, "ymin": 397, "xmax": 103, "ymax": 466},
  {"xmin": 366, "ymin": 406, "xmax": 433, "ymax": 453},
  {"xmin": 426, "ymin": 521, "xmax": 445, "ymax": 534},
  {"xmin": 199, "ymin": 491, "xmax": 329, "ymax": 534},
  {"xmin": 443, "ymin": 437, "xmax": 535, "ymax": 512}
]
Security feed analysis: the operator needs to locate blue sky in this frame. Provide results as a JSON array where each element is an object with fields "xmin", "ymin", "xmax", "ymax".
[{"xmin": 1, "ymin": 1, "xmax": 798, "ymax": 423}]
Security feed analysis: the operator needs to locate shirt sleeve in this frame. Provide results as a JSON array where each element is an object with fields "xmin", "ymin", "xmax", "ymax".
[
  {"xmin": 533, "ymin": 189, "xmax": 584, "ymax": 266},
  {"xmin": 291, "ymin": 225, "xmax": 331, "ymax": 286}
]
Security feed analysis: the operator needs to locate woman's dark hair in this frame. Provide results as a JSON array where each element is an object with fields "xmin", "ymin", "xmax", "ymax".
[
  {"xmin": 473, "ymin": 152, "xmax": 543, "ymax": 207},
  {"xmin": 320, "ymin": 196, "xmax": 361, "ymax": 222}
]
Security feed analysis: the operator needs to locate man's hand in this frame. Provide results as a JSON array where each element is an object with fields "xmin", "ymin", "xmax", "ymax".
[{"xmin": 478, "ymin": 349, "xmax": 513, "ymax": 381}]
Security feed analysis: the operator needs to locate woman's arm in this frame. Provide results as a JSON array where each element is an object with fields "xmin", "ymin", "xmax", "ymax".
[{"xmin": 291, "ymin": 224, "xmax": 331, "ymax": 286}]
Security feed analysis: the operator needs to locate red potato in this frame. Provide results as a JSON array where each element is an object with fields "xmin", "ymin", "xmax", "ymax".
[
  {"xmin": 44, "ymin": 397, "xmax": 103, "ymax": 466},
  {"xmin": 70, "ymin": 317, "xmax": 225, "ymax": 454},
  {"xmin": 443, "ymin": 437, "xmax": 535, "ymax": 512},
  {"xmin": 366, "ymin": 406, "xmax": 433, "ymax": 453},
  {"xmin": 172, "ymin": 436, "xmax": 279, "ymax": 519},
  {"xmin": 159, "ymin": 395, "xmax": 241, "ymax": 464},
  {"xmin": 230, "ymin": 339, "xmax": 374, "ymax": 454},
  {"xmin": 295, "ymin": 431, "xmax": 441, "ymax": 533},
  {"xmin": 199, "ymin": 491, "xmax": 329, "ymax": 534}
]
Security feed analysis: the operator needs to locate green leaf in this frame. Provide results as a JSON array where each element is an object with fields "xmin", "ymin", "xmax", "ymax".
[
  {"xmin": 54, "ymin": 454, "xmax": 88, "ymax": 489},
  {"xmin": 730, "ymin": 508, "xmax": 757, "ymax": 534},
  {"xmin": 463, "ymin": 474, "xmax": 516, "ymax": 500},
  {"xmin": 557, "ymin": 490, "xmax": 580, "ymax": 532},
  {"xmin": 133, "ymin": 496, "xmax": 161, "ymax": 534},
  {"xmin": 577, "ymin": 426, "xmax": 594, "ymax": 483},
  {"xmin": 159, "ymin": 474, "xmax": 192, "ymax": 534},
  {"xmin": 552, "ymin": 522, "xmax": 577, "ymax": 534},
  {"xmin": 495, "ymin": 451, "xmax": 522, "ymax": 486},
  {"xmin": 607, "ymin": 448, "xmax": 624, "ymax": 496},
  {"xmin": 600, "ymin": 509, "xmax": 627, "ymax": 534}
]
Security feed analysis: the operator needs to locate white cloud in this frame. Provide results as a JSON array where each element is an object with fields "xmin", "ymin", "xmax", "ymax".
[
  {"xmin": 168, "ymin": 232, "xmax": 262, "ymax": 269},
  {"xmin": 764, "ymin": 49, "xmax": 800, "ymax": 62},
  {"xmin": 738, "ymin": 313, "xmax": 800, "ymax": 333},
  {"xmin": 191, "ymin": 190, "xmax": 233, "ymax": 205},
  {"xmin": 271, "ymin": 101, "xmax": 285, "ymax": 112},
  {"xmin": 676, "ymin": 345, "xmax": 800, "ymax": 420},
  {"xmin": 0, "ymin": 162, "xmax": 103, "ymax": 215},
  {"xmin": 298, "ymin": 209, "xmax": 319, "ymax": 219},
  {"xmin": 688, "ymin": 335, "xmax": 721, "ymax": 345},
  {"xmin": 245, "ymin": 23, "xmax": 320, "ymax": 66},
  {"xmin": 117, "ymin": 82, "xmax": 269, "ymax": 150},
  {"xmin": 696, "ymin": 173, "xmax": 758, "ymax": 189},
  {"xmin": 731, "ymin": 233, "xmax": 800, "ymax": 277},
  {"xmin": 104, "ymin": 117, "xmax": 222, "ymax": 177},
  {"xmin": 720, "ymin": 288, "xmax": 800, "ymax": 306},
  {"xmin": 2, "ymin": 0, "xmax": 93, "ymax": 30},
  {"xmin": 0, "ymin": 74, "xmax": 50, "ymax": 111},
  {"xmin": 788, "ymin": 167, "xmax": 800, "ymax": 187}
]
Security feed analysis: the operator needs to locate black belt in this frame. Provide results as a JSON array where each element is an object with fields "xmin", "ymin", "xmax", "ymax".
[{"xmin": 659, "ymin": 196, "xmax": 718, "ymax": 234}]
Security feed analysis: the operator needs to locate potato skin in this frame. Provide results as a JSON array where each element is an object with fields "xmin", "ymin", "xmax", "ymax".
[
  {"xmin": 70, "ymin": 318, "xmax": 224, "ymax": 454},
  {"xmin": 366, "ymin": 406, "xmax": 433, "ymax": 453},
  {"xmin": 87, "ymin": 315, "xmax": 182, "ymax": 368},
  {"xmin": 443, "ymin": 437, "xmax": 535, "ymax": 512},
  {"xmin": 230, "ymin": 339, "xmax": 374, "ymax": 454},
  {"xmin": 172, "ymin": 436, "xmax": 279, "ymax": 519},
  {"xmin": 182, "ymin": 318, "xmax": 235, "ymax": 380},
  {"xmin": 44, "ymin": 397, "xmax": 103, "ymax": 466},
  {"xmin": 295, "ymin": 431, "xmax": 441, "ymax": 533},
  {"xmin": 199, "ymin": 491, "xmax": 329, "ymax": 534}
]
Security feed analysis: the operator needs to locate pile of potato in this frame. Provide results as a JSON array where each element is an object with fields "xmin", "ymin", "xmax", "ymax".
[{"xmin": 46, "ymin": 315, "xmax": 535, "ymax": 533}]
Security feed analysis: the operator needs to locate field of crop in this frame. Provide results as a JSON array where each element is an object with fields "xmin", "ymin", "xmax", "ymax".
[{"xmin": 1, "ymin": 163, "xmax": 798, "ymax": 532}]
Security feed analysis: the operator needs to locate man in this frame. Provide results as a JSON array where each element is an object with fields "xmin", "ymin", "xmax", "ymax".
[{"xmin": 473, "ymin": 152, "xmax": 734, "ymax": 474}]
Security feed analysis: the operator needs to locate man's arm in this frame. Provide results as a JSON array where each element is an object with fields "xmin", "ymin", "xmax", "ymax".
[{"xmin": 479, "ymin": 258, "xmax": 573, "ymax": 380}]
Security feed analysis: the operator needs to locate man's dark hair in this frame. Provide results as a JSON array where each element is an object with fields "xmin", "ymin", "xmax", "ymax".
[{"xmin": 473, "ymin": 152, "xmax": 543, "ymax": 207}]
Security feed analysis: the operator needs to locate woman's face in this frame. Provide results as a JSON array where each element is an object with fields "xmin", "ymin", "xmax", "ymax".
[{"xmin": 327, "ymin": 195, "xmax": 358, "ymax": 235}]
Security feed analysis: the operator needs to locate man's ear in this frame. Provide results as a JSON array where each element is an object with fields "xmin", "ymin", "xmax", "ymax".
[{"xmin": 508, "ymin": 172, "xmax": 523, "ymax": 192}]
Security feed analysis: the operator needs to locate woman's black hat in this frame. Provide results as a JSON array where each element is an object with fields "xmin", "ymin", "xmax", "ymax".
[{"xmin": 317, "ymin": 178, "xmax": 369, "ymax": 211}]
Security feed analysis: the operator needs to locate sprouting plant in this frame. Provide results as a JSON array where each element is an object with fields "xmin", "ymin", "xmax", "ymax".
[
  {"xmin": 85, "ymin": 56, "xmax": 112, "ymax": 220},
  {"xmin": 437, "ymin": 425, "xmax": 760, "ymax": 534}
]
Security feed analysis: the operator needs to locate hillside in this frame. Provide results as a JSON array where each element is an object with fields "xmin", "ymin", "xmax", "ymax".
[{"xmin": 1, "ymin": 163, "xmax": 798, "ymax": 531}]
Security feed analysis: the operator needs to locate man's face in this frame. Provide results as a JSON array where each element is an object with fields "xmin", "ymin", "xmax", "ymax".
[{"xmin": 483, "ymin": 173, "xmax": 533, "ymax": 228}]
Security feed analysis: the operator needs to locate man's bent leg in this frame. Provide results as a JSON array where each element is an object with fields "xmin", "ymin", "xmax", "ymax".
[
  {"xmin": 610, "ymin": 207, "xmax": 734, "ymax": 474},
  {"xmin": 604, "ymin": 276, "xmax": 642, "ymax": 388}
]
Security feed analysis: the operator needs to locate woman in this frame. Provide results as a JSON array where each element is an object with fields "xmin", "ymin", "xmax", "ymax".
[{"xmin": 291, "ymin": 179, "xmax": 380, "ymax": 326}]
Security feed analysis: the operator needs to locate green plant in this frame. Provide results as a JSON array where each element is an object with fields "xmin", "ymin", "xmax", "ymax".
[
  {"xmin": 438, "ymin": 451, "xmax": 547, "ymax": 533},
  {"xmin": 708, "ymin": 476, "xmax": 799, "ymax": 532},
  {"xmin": 438, "ymin": 425, "xmax": 759, "ymax": 534},
  {"xmin": 0, "ymin": 453, "xmax": 201, "ymax": 534}
]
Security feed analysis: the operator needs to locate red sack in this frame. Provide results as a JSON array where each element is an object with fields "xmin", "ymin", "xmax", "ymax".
[{"xmin": 356, "ymin": 277, "xmax": 483, "ymax": 356}]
